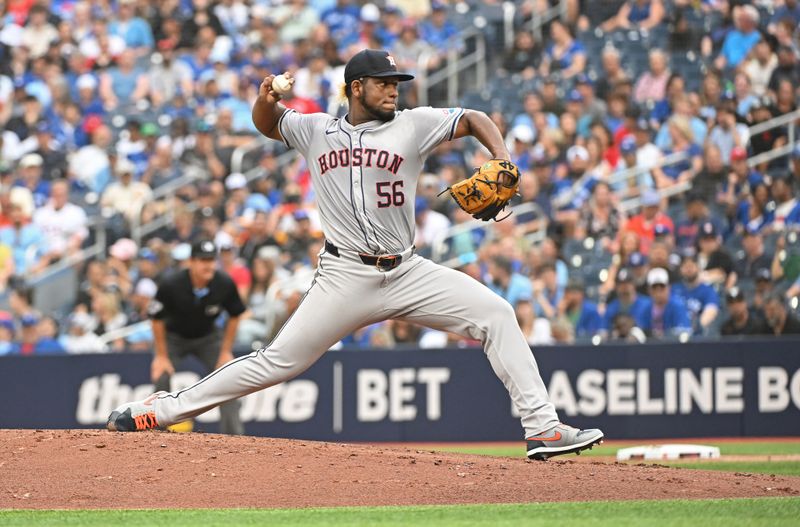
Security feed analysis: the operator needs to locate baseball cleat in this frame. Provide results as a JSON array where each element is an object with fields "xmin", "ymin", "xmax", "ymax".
[
  {"xmin": 106, "ymin": 391, "xmax": 167, "ymax": 432},
  {"xmin": 526, "ymin": 423, "xmax": 604, "ymax": 461}
]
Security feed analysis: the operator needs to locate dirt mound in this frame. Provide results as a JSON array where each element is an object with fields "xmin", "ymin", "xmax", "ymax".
[{"xmin": 2, "ymin": 430, "xmax": 798, "ymax": 509}]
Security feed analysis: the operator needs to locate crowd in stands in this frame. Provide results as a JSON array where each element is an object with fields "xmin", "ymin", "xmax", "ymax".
[{"xmin": 0, "ymin": 0, "xmax": 799, "ymax": 355}]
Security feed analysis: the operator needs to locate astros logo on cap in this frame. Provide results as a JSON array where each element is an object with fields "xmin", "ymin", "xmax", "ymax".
[{"xmin": 387, "ymin": 55, "xmax": 396, "ymax": 67}]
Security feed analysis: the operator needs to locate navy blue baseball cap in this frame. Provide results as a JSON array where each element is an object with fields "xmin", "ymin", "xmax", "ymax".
[
  {"xmin": 620, "ymin": 136, "xmax": 637, "ymax": 154},
  {"xmin": 344, "ymin": 49, "xmax": 414, "ymax": 85},
  {"xmin": 566, "ymin": 89, "xmax": 583, "ymax": 103},
  {"xmin": 700, "ymin": 221, "xmax": 717, "ymax": 237},
  {"xmin": 628, "ymin": 252, "xmax": 648, "ymax": 268}
]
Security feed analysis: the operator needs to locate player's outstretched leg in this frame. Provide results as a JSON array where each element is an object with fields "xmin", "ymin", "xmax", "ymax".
[
  {"xmin": 388, "ymin": 256, "xmax": 603, "ymax": 460},
  {"xmin": 107, "ymin": 252, "xmax": 387, "ymax": 432}
]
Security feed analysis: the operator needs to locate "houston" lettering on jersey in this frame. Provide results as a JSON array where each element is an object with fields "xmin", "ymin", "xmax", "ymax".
[{"xmin": 317, "ymin": 148, "xmax": 405, "ymax": 176}]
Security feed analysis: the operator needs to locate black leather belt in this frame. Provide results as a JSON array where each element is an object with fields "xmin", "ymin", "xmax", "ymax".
[{"xmin": 324, "ymin": 240, "xmax": 407, "ymax": 270}]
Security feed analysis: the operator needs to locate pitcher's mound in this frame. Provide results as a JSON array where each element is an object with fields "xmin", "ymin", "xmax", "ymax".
[{"xmin": 2, "ymin": 430, "xmax": 798, "ymax": 509}]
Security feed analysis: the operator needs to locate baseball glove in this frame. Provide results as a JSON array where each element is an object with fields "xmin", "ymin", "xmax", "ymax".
[{"xmin": 444, "ymin": 159, "xmax": 520, "ymax": 221}]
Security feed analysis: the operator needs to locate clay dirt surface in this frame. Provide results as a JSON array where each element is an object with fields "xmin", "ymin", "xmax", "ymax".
[{"xmin": 1, "ymin": 429, "xmax": 799, "ymax": 510}]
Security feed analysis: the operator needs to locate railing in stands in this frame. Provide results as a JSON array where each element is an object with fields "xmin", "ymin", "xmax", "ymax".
[
  {"xmin": 557, "ymin": 108, "xmax": 800, "ymax": 213},
  {"xmin": 530, "ymin": 0, "xmax": 567, "ymax": 41},
  {"xmin": 416, "ymin": 27, "xmax": 487, "ymax": 107},
  {"xmin": 430, "ymin": 201, "xmax": 548, "ymax": 267}
]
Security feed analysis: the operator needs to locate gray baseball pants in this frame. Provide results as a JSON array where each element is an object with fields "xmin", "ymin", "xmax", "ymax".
[
  {"xmin": 154, "ymin": 330, "xmax": 244, "ymax": 435},
  {"xmin": 154, "ymin": 250, "xmax": 559, "ymax": 438}
]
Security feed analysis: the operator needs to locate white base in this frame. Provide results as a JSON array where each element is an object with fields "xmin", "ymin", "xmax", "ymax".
[{"xmin": 616, "ymin": 444, "xmax": 721, "ymax": 461}]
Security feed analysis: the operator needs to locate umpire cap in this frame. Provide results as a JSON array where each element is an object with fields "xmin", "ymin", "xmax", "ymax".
[
  {"xmin": 191, "ymin": 239, "xmax": 217, "ymax": 259},
  {"xmin": 344, "ymin": 49, "xmax": 414, "ymax": 85}
]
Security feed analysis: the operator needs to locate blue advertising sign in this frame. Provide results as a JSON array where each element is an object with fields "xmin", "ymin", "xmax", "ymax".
[{"xmin": 1, "ymin": 340, "xmax": 799, "ymax": 441}]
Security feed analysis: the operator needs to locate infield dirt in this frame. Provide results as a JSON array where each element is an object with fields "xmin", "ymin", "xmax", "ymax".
[{"xmin": 1, "ymin": 429, "xmax": 799, "ymax": 509}]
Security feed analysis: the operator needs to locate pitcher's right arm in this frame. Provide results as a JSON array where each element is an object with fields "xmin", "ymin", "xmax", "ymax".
[{"xmin": 252, "ymin": 73, "xmax": 294, "ymax": 141}]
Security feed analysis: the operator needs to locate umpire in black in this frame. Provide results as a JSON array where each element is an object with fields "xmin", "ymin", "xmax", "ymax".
[{"xmin": 150, "ymin": 239, "xmax": 246, "ymax": 434}]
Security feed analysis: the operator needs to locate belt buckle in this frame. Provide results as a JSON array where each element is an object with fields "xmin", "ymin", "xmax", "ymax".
[{"xmin": 375, "ymin": 254, "xmax": 399, "ymax": 270}]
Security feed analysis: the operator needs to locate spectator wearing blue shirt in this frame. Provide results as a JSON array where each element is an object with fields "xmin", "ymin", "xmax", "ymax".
[
  {"xmin": 604, "ymin": 268, "xmax": 652, "ymax": 330},
  {"xmin": 653, "ymin": 115, "xmax": 703, "ymax": 187},
  {"xmin": 735, "ymin": 182, "xmax": 774, "ymax": 234},
  {"xmin": 672, "ymin": 254, "xmax": 720, "ymax": 335},
  {"xmin": 487, "ymin": 256, "xmax": 532, "ymax": 309},
  {"xmin": 715, "ymin": 6, "xmax": 762, "ymax": 70},
  {"xmin": 560, "ymin": 280, "xmax": 603, "ymax": 339},
  {"xmin": 320, "ymin": 0, "xmax": 360, "ymax": 46},
  {"xmin": 769, "ymin": 0, "xmax": 800, "ymax": 33},
  {"xmin": 540, "ymin": 19, "xmax": 586, "ymax": 80},
  {"xmin": 419, "ymin": 2, "xmax": 461, "ymax": 54},
  {"xmin": 110, "ymin": 0, "xmax": 154, "ymax": 54},
  {"xmin": 531, "ymin": 262, "xmax": 564, "ymax": 319},
  {"xmin": 642, "ymin": 267, "xmax": 692, "ymax": 338},
  {"xmin": 771, "ymin": 172, "xmax": 800, "ymax": 230},
  {"xmin": 0, "ymin": 202, "xmax": 49, "ymax": 276},
  {"xmin": 11, "ymin": 314, "xmax": 66, "ymax": 355}
]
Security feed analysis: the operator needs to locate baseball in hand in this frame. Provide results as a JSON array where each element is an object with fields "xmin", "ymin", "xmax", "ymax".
[{"xmin": 272, "ymin": 75, "xmax": 292, "ymax": 95}]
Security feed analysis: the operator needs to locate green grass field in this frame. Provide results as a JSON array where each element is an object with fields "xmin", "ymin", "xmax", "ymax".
[{"xmin": 2, "ymin": 498, "xmax": 799, "ymax": 527}]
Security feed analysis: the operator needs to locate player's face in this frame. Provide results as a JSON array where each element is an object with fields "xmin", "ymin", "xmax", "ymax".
[{"xmin": 357, "ymin": 77, "xmax": 400, "ymax": 121}]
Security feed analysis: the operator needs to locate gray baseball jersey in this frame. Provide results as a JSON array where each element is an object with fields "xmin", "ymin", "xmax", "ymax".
[
  {"xmin": 152, "ymin": 106, "xmax": 559, "ymax": 439},
  {"xmin": 278, "ymin": 106, "xmax": 464, "ymax": 254}
]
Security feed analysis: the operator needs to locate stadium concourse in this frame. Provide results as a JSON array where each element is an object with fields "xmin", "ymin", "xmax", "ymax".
[{"xmin": 0, "ymin": 0, "xmax": 799, "ymax": 355}]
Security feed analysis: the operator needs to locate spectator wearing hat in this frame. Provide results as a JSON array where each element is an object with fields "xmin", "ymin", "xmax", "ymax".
[
  {"xmin": 507, "ymin": 124, "xmax": 535, "ymax": 171},
  {"xmin": 736, "ymin": 227, "xmax": 772, "ymax": 281},
  {"xmin": 603, "ymin": 268, "xmax": 652, "ymax": 331},
  {"xmin": 33, "ymin": 179, "xmax": 89, "ymax": 260},
  {"xmin": 11, "ymin": 313, "xmax": 65, "ymax": 355},
  {"xmin": 721, "ymin": 287, "xmax": 768, "ymax": 336},
  {"xmin": 675, "ymin": 192, "xmax": 719, "ymax": 251},
  {"xmin": 622, "ymin": 189, "xmax": 674, "ymax": 255},
  {"xmin": 626, "ymin": 251, "xmax": 650, "ymax": 296},
  {"xmin": 32, "ymin": 121, "xmax": 67, "ymax": 181},
  {"xmin": 672, "ymin": 254, "xmax": 720, "ymax": 335},
  {"xmin": 762, "ymin": 294, "xmax": 800, "ymax": 336},
  {"xmin": 720, "ymin": 146, "xmax": 763, "ymax": 211},
  {"xmin": 696, "ymin": 221, "xmax": 736, "ymax": 287},
  {"xmin": 15, "ymin": 153, "xmax": 50, "ymax": 208},
  {"xmin": 0, "ymin": 200, "xmax": 48, "ymax": 276},
  {"xmin": 100, "ymin": 158, "xmax": 153, "ymax": 224},
  {"xmin": 60, "ymin": 312, "xmax": 107, "ymax": 354},
  {"xmin": 642, "ymin": 267, "xmax": 691, "ymax": 338},
  {"xmin": 150, "ymin": 239, "xmax": 246, "ymax": 435},
  {"xmin": 611, "ymin": 136, "xmax": 655, "ymax": 197},
  {"xmin": 715, "ymin": 5, "xmax": 761, "ymax": 71},
  {"xmin": 558, "ymin": 279, "xmax": 602, "ymax": 339}
]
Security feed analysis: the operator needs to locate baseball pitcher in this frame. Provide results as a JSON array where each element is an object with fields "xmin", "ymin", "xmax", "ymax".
[{"xmin": 107, "ymin": 49, "xmax": 604, "ymax": 460}]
